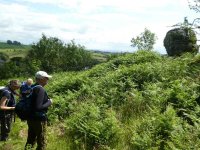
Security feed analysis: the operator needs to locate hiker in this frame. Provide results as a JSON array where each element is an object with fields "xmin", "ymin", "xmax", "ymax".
[
  {"xmin": 20, "ymin": 78, "xmax": 33, "ymax": 98},
  {"xmin": 0, "ymin": 80, "xmax": 21, "ymax": 141},
  {"xmin": 25, "ymin": 71, "xmax": 53, "ymax": 150}
]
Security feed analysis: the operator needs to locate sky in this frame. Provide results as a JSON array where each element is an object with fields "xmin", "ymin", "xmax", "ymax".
[{"xmin": 0, "ymin": 0, "xmax": 199, "ymax": 54}]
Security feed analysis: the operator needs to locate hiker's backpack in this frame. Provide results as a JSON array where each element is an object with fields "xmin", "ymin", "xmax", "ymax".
[
  {"xmin": 0, "ymin": 86, "xmax": 6, "ymax": 98},
  {"xmin": 0, "ymin": 86, "xmax": 11, "ymax": 105},
  {"xmin": 15, "ymin": 85, "xmax": 40, "ymax": 121}
]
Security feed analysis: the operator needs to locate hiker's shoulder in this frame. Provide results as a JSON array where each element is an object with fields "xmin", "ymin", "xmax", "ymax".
[{"xmin": 32, "ymin": 84, "xmax": 44, "ymax": 92}]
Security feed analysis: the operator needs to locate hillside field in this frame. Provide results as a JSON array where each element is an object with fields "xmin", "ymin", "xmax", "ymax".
[
  {"xmin": 0, "ymin": 50, "xmax": 200, "ymax": 149},
  {"xmin": 0, "ymin": 42, "xmax": 109, "ymax": 62},
  {"xmin": 0, "ymin": 42, "xmax": 31, "ymax": 59}
]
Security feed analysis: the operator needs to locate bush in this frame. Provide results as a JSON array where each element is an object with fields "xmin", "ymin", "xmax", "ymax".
[{"xmin": 65, "ymin": 103, "xmax": 121, "ymax": 150}]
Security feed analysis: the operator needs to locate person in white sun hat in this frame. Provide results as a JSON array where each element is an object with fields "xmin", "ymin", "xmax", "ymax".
[{"xmin": 25, "ymin": 71, "xmax": 52, "ymax": 150}]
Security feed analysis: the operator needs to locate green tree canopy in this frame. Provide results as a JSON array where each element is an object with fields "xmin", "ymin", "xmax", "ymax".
[
  {"xmin": 27, "ymin": 34, "xmax": 65, "ymax": 72},
  {"xmin": 60, "ymin": 40, "xmax": 94, "ymax": 71},
  {"xmin": 131, "ymin": 28, "xmax": 157, "ymax": 51},
  {"xmin": 26, "ymin": 34, "xmax": 94, "ymax": 73}
]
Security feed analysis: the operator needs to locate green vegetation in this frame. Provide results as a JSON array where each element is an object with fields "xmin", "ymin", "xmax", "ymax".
[
  {"xmin": 131, "ymin": 28, "xmax": 157, "ymax": 51},
  {"xmin": 0, "ymin": 49, "xmax": 29, "ymax": 58},
  {"xmin": 0, "ymin": 35, "xmax": 109, "ymax": 79},
  {"xmin": 0, "ymin": 42, "xmax": 31, "ymax": 50},
  {"xmin": 91, "ymin": 51, "xmax": 108, "ymax": 62},
  {"xmin": 25, "ymin": 34, "xmax": 105, "ymax": 73},
  {"xmin": 0, "ymin": 50, "xmax": 200, "ymax": 149},
  {"xmin": 0, "ymin": 42, "xmax": 108, "ymax": 62},
  {"xmin": 0, "ymin": 42, "xmax": 31, "ymax": 59}
]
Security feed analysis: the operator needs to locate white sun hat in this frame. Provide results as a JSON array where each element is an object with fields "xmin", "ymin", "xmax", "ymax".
[{"xmin": 35, "ymin": 71, "xmax": 52, "ymax": 79}]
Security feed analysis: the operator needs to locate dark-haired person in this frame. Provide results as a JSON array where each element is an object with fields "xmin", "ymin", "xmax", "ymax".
[
  {"xmin": 25, "ymin": 71, "xmax": 53, "ymax": 150},
  {"xmin": 0, "ymin": 80, "xmax": 21, "ymax": 141}
]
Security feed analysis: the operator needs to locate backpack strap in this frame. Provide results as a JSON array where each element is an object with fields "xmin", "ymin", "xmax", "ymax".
[{"xmin": 26, "ymin": 85, "xmax": 42, "ymax": 98}]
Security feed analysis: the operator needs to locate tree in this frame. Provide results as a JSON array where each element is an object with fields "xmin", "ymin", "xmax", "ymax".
[
  {"xmin": 13, "ymin": 41, "xmax": 21, "ymax": 45},
  {"xmin": 26, "ymin": 34, "xmax": 94, "ymax": 72},
  {"xmin": 26, "ymin": 34, "xmax": 65, "ymax": 72},
  {"xmin": 7, "ymin": 40, "xmax": 12, "ymax": 45},
  {"xmin": 131, "ymin": 28, "xmax": 157, "ymax": 51},
  {"xmin": 59, "ymin": 40, "xmax": 94, "ymax": 71}
]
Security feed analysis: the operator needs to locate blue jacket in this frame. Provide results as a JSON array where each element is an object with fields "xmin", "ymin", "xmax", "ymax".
[{"xmin": 20, "ymin": 82, "xmax": 32, "ymax": 98}]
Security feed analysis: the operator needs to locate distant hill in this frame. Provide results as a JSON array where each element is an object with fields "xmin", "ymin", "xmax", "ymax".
[
  {"xmin": 0, "ymin": 42, "xmax": 31, "ymax": 50},
  {"xmin": 90, "ymin": 49, "xmax": 126, "ymax": 54},
  {"xmin": 0, "ymin": 42, "xmax": 31, "ymax": 58},
  {"xmin": 0, "ymin": 42, "xmax": 110, "ymax": 62},
  {"xmin": 0, "ymin": 42, "xmax": 124, "ymax": 62}
]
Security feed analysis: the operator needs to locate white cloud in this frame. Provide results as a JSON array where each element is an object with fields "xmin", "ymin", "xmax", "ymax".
[{"xmin": 0, "ymin": 0, "xmax": 198, "ymax": 53}]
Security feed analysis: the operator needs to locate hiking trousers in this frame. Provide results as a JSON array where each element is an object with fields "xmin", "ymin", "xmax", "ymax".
[
  {"xmin": 0, "ymin": 114, "xmax": 13, "ymax": 141},
  {"xmin": 25, "ymin": 120, "xmax": 47, "ymax": 150}
]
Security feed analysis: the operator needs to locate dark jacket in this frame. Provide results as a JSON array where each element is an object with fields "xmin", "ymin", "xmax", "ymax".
[{"xmin": 31, "ymin": 84, "xmax": 51, "ymax": 121}]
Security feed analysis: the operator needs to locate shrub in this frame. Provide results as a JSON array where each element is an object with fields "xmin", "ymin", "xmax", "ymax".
[{"xmin": 65, "ymin": 103, "xmax": 121, "ymax": 150}]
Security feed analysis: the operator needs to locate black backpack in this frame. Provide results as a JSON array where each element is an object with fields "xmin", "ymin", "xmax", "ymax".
[
  {"xmin": 15, "ymin": 85, "xmax": 40, "ymax": 121},
  {"xmin": 0, "ymin": 86, "xmax": 6, "ymax": 98},
  {"xmin": 0, "ymin": 86, "xmax": 11, "ymax": 105}
]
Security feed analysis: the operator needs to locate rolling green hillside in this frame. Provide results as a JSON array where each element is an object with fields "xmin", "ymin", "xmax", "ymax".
[
  {"xmin": 0, "ymin": 42, "xmax": 31, "ymax": 49},
  {"xmin": 0, "ymin": 42, "xmax": 109, "ymax": 62},
  {"xmin": 0, "ymin": 42, "xmax": 31, "ymax": 58},
  {"xmin": 1, "ymin": 50, "xmax": 200, "ymax": 149}
]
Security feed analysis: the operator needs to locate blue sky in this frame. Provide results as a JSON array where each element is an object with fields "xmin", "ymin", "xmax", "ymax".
[{"xmin": 0, "ymin": 0, "xmax": 198, "ymax": 53}]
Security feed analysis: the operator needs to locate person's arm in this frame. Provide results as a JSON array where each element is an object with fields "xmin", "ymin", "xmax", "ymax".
[
  {"xmin": 0, "ymin": 96, "xmax": 15, "ymax": 110},
  {"xmin": 34, "ymin": 87, "xmax": 52, "ymax": 111}
]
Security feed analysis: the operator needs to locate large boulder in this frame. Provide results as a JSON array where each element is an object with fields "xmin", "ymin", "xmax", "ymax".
[{"xmin": 164, "ymin": 28, "xmax": 198, "ymax": 56}]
